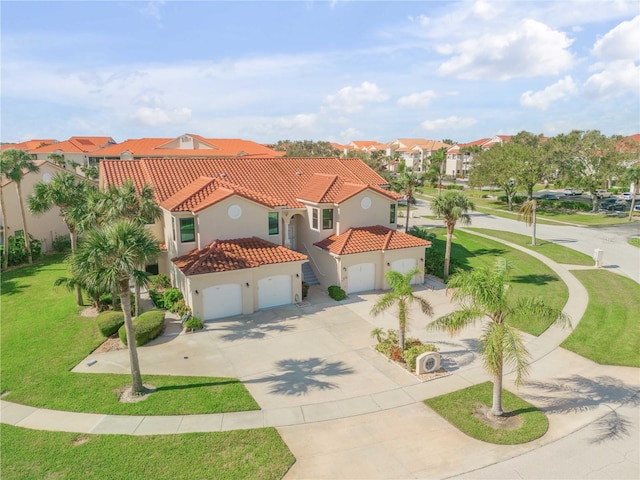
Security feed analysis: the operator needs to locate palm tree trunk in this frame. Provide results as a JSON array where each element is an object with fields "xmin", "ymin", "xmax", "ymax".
[
  {"xmin": 69, "ymin": 229, "xmax": 83, "ymax": 306},
  {"xmin": 1, "ymin": 187, "xmax": 8, "ymax": 270},
  {"xmin": 491, "ymin": 367, "xmax": 504, "ymax": 417},
  {"xmin": 135, "ymin": 282, "xmax": 141, "ymax": 318},
  {"xmin": 112, "ymin": 284, "xmax": 118, "ymax": 310},
  {"xmin": 120, "ymin": 278, "xmax": 144, "ymax": 394},
  {"xmin": 531, "ymin": 200, "xmax": 537, "ymax": 246},
  {"xmin": 405, "ymin": 197, "xmax": 411, "ymax": 231},
  {"xmin": 629, "ymin": 184, "xmax": 638, "ymax": 222},
  {"xmin": 444, "ymin": 227, "xmax": 453, "ymax": 280},
  {"xmin": 15, "ymin": 182, "xmax": 32, "ymax": 264}
]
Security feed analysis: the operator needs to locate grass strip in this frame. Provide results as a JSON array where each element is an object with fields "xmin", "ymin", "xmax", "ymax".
[
  {"xmin": 425, "ymin": 382, "xmax": 548, "ymax": 444},
  {"xmin": 467, "ymin": 228, "xmax": 594, "ymax": 265},
  {"xmin": 0, "ymin": 425, "xmax": 294, "ymax": 480},
  {"xmin": 561, "ymin": 270, "xmax": 640, "ymax": 367},
  {"xmin": 1, "ymin": 254, "xmax": 258, "ymax": 414}
]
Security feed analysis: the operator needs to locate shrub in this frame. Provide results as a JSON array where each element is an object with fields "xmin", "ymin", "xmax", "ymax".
[
  {"xmin": 403, "ymin": 344, "xmax": 438, "ymax": 371},
  {"xmin": 170, "ymin": 298, "xmax": 191, "ymax": 316},
  {"xmin": 328, "ymin": 285, "xmax": 347, "ymax": 301},
  {"xmin": 96, "ymin": 311, "xmax": 124, "ymax": 337},
  {"xmin": 445, "ymin": 184, "xmax": 464, "ymax": 190},
  {"xmin": 149, "ymin": 274, "xmax": 171, "ymax": 290},
  {"xmin": 119, "ymin": 309, "xmax": 165, "ymax": 346},
  {"xmin": 406, "ymin": 226, "xmax": 436, "ymax": 241},
  {"xmin": 184, "ymin": 316, "xmax": 204, "ymax": 331},
  {"xmin": 0, "ymin": 233, "xmax": 42, "ymax": 267},
  {"xmin": 52, "ymin": 234, "xmax": 71, "ymax": 253},
  {"xmin": 163, "ymin": 288, "xmax": 183, "ymax": 311},
  {"xmin": 497, "ymin": 195, "xmax": 526, "ymax": 205},
  {"xmin": 301, "ymin": 281, "xmax": 309, "ymax": 299},
  {"xmin": 148, "ymin": 289, "xmax": 165, "ymax": 309}
]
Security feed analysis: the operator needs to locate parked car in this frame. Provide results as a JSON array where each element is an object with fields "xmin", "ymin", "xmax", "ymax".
[
  {"xmin": 537, "ymin": 193, "xmax": 560, "ymax": 200},
  {"xmin": 622, "ymin": 192, "xmax": 640, "ymax": 200},
  {"xmin": 594, "ymin": 189, "xmax": 611, "ymax": 198},
  {"xmin": 598, "ymin": 197, "xmax": 618, "ymax": 209},
  {"xmin": 563, "ymin": 187, "xmax": 583, "ymax": 196}
]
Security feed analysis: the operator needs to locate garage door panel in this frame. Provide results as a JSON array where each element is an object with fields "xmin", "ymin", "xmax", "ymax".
[
  {"xmin": 203, "ymin": 283, "xmax": 242, "ymax": 320},
  {"xmin": 347, "ymin": 263, "xmax": 375, "ymax": 294},
  {"xmin": 258, "ymin": 275, "xmax": 292, "ymax": 309},
  {"xmin": 390, "ymin": 258, "xmax": 418, "ymax": 284}
]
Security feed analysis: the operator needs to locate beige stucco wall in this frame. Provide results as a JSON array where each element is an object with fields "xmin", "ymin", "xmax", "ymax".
[
  {"xmin": 337, "ymin": 190, "xmax": 396, "ymax": 234},
  {"xmin": 1, "ymin": 163, "xmax": 88, "ymax": 252},
  {"xmin": 174, "ymin": 260, "xmax": 305, "ymax": 320}
]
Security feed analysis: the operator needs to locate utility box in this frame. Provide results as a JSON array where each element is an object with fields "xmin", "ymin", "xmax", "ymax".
[
  {"xmin": 593, "ymin": 249, "xmax": 604, "ymax": 268},
  {"xmin": 416, "ymin": 352, "xmax": 441, "ymax": 375}
]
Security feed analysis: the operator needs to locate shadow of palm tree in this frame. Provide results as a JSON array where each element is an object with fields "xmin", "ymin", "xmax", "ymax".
[
  {"xmin": 523, "ymin": 376, "xmax": 640, "ymax": 443},
  {"xmin": 436, "ymin": 339, "xmax": 480, "ymax": 371},
  {"xmin": 155, "ymin": 380, "xmax": 241, "ymax": 391},
  {"xmin": 210, "ymin": 318, "xmax": 295, "ymax": 342},
  {"xmin": 245, "ymin": 357, "xmax": 354, "ymax": 396},
  {"xmin": 510, "ymin": 274, "xmax": 558, "ymax": 285}
]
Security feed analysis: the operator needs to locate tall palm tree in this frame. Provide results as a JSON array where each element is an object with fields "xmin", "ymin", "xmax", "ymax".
[
  {"xmin": 370, "ymin": 268, "xmax": 433, "ymax": 351},
  {"xmin": 72, "ymin": 220, "xmax": 160, "ymax": 394},
  {"xmin": 623, "ymin": 165, "xmax": 640, "ymax": 222},
  {"xmin": 428, "ymin": 258, "xmax": 570, "ymax": 416},
  {"xmin": 430, "ymin": 190, "xmax": 475, "ymax": 280},
  {"xmin": 518, "ymin": 199, "xmax": 538, "ymax": 246},
  {"xmin": 1, "ymin": 154, "xmax": 12, "ymax": 270},
  {"xmin": 392, "ymin": 163, "xmax": 425, "ymax": 231},
  {"xmin": 1, "ymin": 150, "xmax": 39, "ymax": 264},
  {"xmin": 28, "ymin": 172, "xmax": 98, "ymax": 305}
]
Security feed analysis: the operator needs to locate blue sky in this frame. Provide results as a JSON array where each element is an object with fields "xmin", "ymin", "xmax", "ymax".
[{"xmin": 1, "ymin": 1, "xmax": 639, "ymax": 145}]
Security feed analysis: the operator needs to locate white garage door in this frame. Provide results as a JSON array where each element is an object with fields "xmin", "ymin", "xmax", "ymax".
[
  {"xmin": 203, "ymin": 284, "xmax": 242, "ymax": 320},
  {"xmin": 347, "ymin": 263, "xmax": 375, "ymax": 294},
  {"xmin": 390, "ymin": 258, "xmax": 419, "ymax": 284},
  {"xmin": 258, "ymin": 275, "xmax": 292, "ymax": 309}
]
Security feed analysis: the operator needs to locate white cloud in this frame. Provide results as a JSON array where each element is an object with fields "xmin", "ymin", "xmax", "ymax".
[
  {"xmin": 137, "ymin": 1, "xmax": 166, "ymax": 27},
  {"xmin": 583, "ymin": 60, "xmax": 640, "ymax": 99},
  {"xmin": 397, "ymin": 90, "xmax": 437, "ymax": 107},
  {"xmin": 421, "ymin": 116, "xmax": 476, "ymax": 131},
  {"xmin": 592, "ymin": 15, "xmax": 640, "ymax": 61},
  {"xmin": 437, "ymin": 19, "xmax": 574, "ymax": 80},
  {"xmin": 130, "ymin": 107, "xmax": 192, "ymax": 127},
  {"xmin": 471, "ymin": 0, "xmax": 500, "ymax": 21},
  {"xmin": 337, "ymin": 127, "xmax": 364, "ymax": 143},
  {"xmin": 520, "ymin": 76, "xmax": 578, "ymax": 110},
  {"xmin": 323, "ymin": 81, "xmax": 388, "ymax": 114},
  {"xmin": 277, "ymin": 114, "xmax": 317, "ymax": 130}
]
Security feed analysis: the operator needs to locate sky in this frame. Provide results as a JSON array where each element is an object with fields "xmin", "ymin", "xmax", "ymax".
[{"xmin": 1, "ymin": 0, "xmax": 639, "ymax": 145}]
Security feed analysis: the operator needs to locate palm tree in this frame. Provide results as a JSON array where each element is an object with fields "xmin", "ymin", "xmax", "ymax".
[
  {"xmin": 370, "ymin": 268, "xmax": 433, "ymax": 351},
  {"xmin": 72, "ymin": 220, "xmax": 160, "ymax": 394},
  {"xmin": 518, "ymin": 199, "xmax": 538, "ymax": 246},
  {"xmin": 1, "ymin": 150, "xmax": 40, "ymax": 264},
  {"xmin": 430, "ymin": 190, "xmax": 475, "ymax": 279},
  {"xmin": 622, "ymin": 165, "xmax": 640, "ymax": 222},
  {"xmin": 428, "ymin": 258, "xmax": 570, "ymax": 416},
  {"xmin": 28, "ymin": 172, "xmax": 98, "ymax": 305},
  {"xmin": 1, "ymin": 154, "xmax": 12, "ymax": 270},
  {"xmin": 392, "ymin": 163, "xmax": 425, "ymax": 231}
]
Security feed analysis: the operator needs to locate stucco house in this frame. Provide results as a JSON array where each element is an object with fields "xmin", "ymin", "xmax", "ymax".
[
  {"xmin": 385, "ymin": 138, "xmax": 450, "ymax": 172},
  {"xmin": 31, "ymin": 136, "xmax": 116, "ymax": 171},
  {"xmin": 100, "ymin": 156, "xmax": 431, "ymax": 321},
  {"xmin": 1, "ymin": 160, "xmax": 93, "ymax": 252}
]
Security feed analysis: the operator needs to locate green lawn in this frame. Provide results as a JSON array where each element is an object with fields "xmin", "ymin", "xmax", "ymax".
[
  {"xmin": 425, "ymin": 382, "xmax": 548, "ymax": 444},
  {"xmin": 426, "ymin": 229, "xmax": 568, "ymax": 336},
  {"xmin": 467, "ymin": 228, "xmax": 594, "ymax": 265},
  {"xmin": 0, "ymin": 425, "xmax": 294, "ymax": 480},
  {"xmin": 1, "ymin": 254, "xmax": 258, "ymax": 415},
  {"xmin": 628, "ymin": 237, "xmax": 640, "ymax": 248},
  {"xmin": 561, "ymin": 270, "xmax": 640, "ymax": 367}
]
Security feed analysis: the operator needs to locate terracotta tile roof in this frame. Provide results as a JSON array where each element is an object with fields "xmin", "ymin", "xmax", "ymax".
[
  {"xmin": 91, "ymin": 136, "xmax": 283, "ymax": 158},
  {"xmin": 298, "ymin": 174, "xmax": 398, "ymax": 204},
  {"xmin": 172, "ymin": 237, "xmax": 307, "ymax": 275},
  {"xmin": 101, "ymin": 157, "xmax": 391, "ymax": 208},
  {"xmin": 1, "ymin": 160, "xmax": 89, "ymax": 188},
  {"xmin": 33, "ymin": 137, "xmax": 114, "ymax": 154},
  {"xmin": 160, "ymin": 176, "xmax": 285, "ymax": 213},
  {"xmin": 314, "ymin": 225, "xmax": 431, "ymax": 255},
  {"xmin": 1, "ymin": 140, "xmax": 57, "ymax": 152},
  {"xmin": 349, "ymin": 141, "xmax": 384, "ymax": 150}
]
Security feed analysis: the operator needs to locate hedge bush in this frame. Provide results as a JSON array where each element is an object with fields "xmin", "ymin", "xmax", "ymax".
[
  {"xmin": 445, "ymin": 184, "xmax": 464, "ymax": 190},
  {"xmin": 403, "ymin": 344, "xmax": 438, "ymax": 371},
  {"xmin": 328, "ymin": 285, "xmax": 347, "ymax": 301},
  {"xmin": 372, "ymin": 329, "xmax": 438, "ymax": 371},
  {"xmin": 148, "ymin": 289, "xmax": 165, "ymax": 309},
  {"xmin": 163, "ymin": 288, "xmax": 183, "ymax": 311},
  {"xmin": 184, "ymin": 316, "xmax": 204, "ymax": 331},
  {"xmin": 0, "ymin": 233, "xmax": 42, "ymax": 267},
  {"xmin": 96, "ymin": 311, "xmax": 125, "ymax": 337},
  {"xmin": 52, "ymin": 234, "xmax": 71, "ymax": 253},
  {"xmin": 119, "ymin": 309, "xmax": 165, "ymax": 347},
  {"xmin": 149, "ymin": 274, "xmax": 171, "ymax": 290}
]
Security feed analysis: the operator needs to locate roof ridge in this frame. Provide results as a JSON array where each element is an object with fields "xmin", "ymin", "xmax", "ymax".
[
  {"xmin": 337, "ymin": 228, "xmax": 354, "ymax": 255},
  {"xmin": 382, "ymin": 227, "xmax": 394, "ymax": 250}
]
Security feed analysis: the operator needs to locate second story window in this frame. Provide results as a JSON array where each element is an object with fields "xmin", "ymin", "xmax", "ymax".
[
  {"xmin": 179, "ymin": 218, "xmax": 195, "ymax": 243},
  {"xmin": 322, "ymin": 209, "xmax": 334, "ymax": 229},
  {"xmin": 390, "ymin": 204, "xmax": 396, "ymax": 224},
  {"xmin": 312, "ymin": 208, "xmax": 319, "ymax": 230},
  {"xmin": 268, "ymin": 212, "xmax": 279, "ymax": 235}
]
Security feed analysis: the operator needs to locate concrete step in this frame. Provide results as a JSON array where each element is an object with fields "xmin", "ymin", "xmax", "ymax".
[{"xmin": 302, "ymin": 262, "xmax": 320, "ymax": 285}]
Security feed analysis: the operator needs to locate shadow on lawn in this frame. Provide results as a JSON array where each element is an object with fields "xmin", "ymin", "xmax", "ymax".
[
  {"xmin": 245, "ymin": 357, "xmax": 354, "ymax": 396},
  {"xmin": 510, "ymin": 274, "xmax": 558, "ymax": 285}
]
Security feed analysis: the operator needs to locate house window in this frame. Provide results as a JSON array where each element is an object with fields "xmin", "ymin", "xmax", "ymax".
[
  {"xmin": 172, "ymin": 217, "xmax": 176, "ymax": 241},
  {"xmin": 322, "ymin": 209, "xmax": 334, "ymax": 230},
  {"xmin": 390, "ymin": 204, "xmax": 396, "ymax": 223},
  {"xmin": 312, "ymin": 208, "xmax": 319, "ymax": 230},
  {"xmin": 268, "ymin": 212, "xmax": 279, "ymax": 235},
  {"xmin": 179, "ymin": 218, "xmax": 195, "ymax": 243}
]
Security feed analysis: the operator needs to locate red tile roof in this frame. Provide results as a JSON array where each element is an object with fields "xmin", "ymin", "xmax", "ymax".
[
  {"xmin": 101, "ymin": 157, "xmax": 391, "ymax": 209},
  {"xmin": 172, "ymin": 237, "xmax": 307, "ymax": 275},
  {"xmin": 1, "ymin": 140, "xmax": 57, "ymax": 152},
  {"xmin": 33, "ymin": 137, "xmax": 114, "ymax": 154},
  {"xmin": 298, "ymin": 173, "xmax": 398, "ymax": 204},
  {"xmin": 314, "ymin": 225, "xmax": 431, "ymax": 255},
  {"xmin": 91, "ymin": 136, "xmax": 284, "ymax": 158}
]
